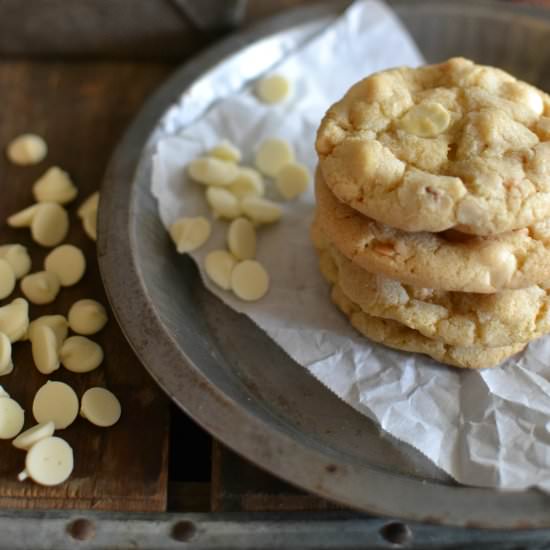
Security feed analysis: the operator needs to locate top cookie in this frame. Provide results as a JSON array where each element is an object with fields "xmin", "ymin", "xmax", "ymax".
[{"xmin": 316, "ymin": 57, "xmax": 550, "ymax": 236}]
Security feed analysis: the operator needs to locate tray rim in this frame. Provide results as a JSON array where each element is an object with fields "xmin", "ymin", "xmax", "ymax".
[{"xmin": 98, "ymin": 0, "xmax": 550, "ymax": 528}]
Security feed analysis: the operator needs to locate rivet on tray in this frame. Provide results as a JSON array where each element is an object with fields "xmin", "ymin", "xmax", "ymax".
[
  {"xmin": 171, "ymin": 520, "xmax": 197, "ymax": 542},
  {"xmin": 66, "ymin": 518, "xmax": 96, "ymax": 541},
  {"xmin": 379, "ymin": 521, "xmax": 412, "ymax": 546}
]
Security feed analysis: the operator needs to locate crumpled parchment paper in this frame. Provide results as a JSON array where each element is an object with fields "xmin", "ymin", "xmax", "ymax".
[{"xmin": 151, "ymin": 0, "xmax": 550, "ymax": 491}]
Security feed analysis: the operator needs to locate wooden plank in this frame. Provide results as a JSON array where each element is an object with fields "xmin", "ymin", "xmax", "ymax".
[
  {"xmin": 0, "ymin": 60, "xmax": 175, "ymax": 511},
  {"xmin": 0, "ymin": 0, "xmax": 311, "ymax": 58},
  {"xmin": 211, "ymin": 442, "xmax": 342, "ymax": 513}
]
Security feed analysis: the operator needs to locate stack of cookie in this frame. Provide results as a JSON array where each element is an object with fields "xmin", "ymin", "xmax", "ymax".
[{"xmin": 312, "ymin": 57, "xmax": 550, "ymax": 369}]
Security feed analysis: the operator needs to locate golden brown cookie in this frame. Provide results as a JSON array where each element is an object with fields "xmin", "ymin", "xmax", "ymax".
[
  {"xmin": 315, "ymin": 172, "xmax": 550, "ymax": 293},
  {"xmin": 313, "ymin": 225, "xmax": 550, "ymax": 348},
  {"xmin": 316, "ymin": 57, "xmax": 550, "ymax": 235},
  {"xmin": 329, "ymin": 283, "xmax": 524, "ymax": 369}
]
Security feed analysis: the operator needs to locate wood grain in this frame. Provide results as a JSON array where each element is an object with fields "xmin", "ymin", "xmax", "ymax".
[{"xmin": 0, "ymin": 61, "xmax": 175, "ymax": 511}]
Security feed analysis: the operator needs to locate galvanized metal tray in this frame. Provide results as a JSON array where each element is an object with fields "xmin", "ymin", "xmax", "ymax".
[{"xmin": 99, "ymin": 0, "xmax": 550, "ymax": 528}]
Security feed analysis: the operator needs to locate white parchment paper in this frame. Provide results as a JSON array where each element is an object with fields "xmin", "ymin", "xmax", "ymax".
[{"xmin": 151, "ymin": 0, "xmax": 550, "ymax": 491}]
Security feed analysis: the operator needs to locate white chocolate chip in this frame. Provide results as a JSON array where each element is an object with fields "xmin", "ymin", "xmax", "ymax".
[
  {"xmin": 255, "ymin": 138, "xmax": 295, "ymax": 177},
  {"xmin": 275, "ymin": 162, "xmax": 310, "ymax": 200},
  {"xmin": 0, "ymin": 397, "xmax": 24, "ymax": 439},
  {"xmin": 7, "ymin": 204, "xmax": 40, "ymax": 227},
  {"xmin": 0, "ymin": 332, "xmax": 12, "ymax": 375},
  {"xmin": 0, "ymin": 298, "xmax": 29, "ymax": 342},
  {"xmin": 227, "ymin": 218, "xmax": 256, "ymax": 260},
  {"xmin": 209, "ymin": 140, "xmax": 242, "ymax": 163},
  {"xmin": 229, "ymin": 167, "xmax": 265, "ymax": 199},
  {"xmin": 256, "ymin": 74, "xmax": 292, "ymax": 104},
  {"xmin": 0, "ymin": 244, "xmax": 32, "ymax": 278},
  {"xmin": 230, "ymin": 260, "xmax": 270, "ymax": 302},
  {"xmin": 59, "ymin": 336, "xmax": 103, "ymax": 373},
  {"xmin": 77, "ymin": 192, "xmax": 99, "ymax": 218},
  {"xmin": 169, "ymin": 216, "xmax": 211, "ymax": 253},
  {"xmin": 82, "ymin": 211, "xmax": 97, "ymax": 241},
  {"xmin": 399, "ymin": 102, "xmax": 451, "ymax": 137},
  {"xmin": 206, "ymin": 187, "xmax": 241, "ymax": 219},
  {"xmin": 68, "ymin": 299, "xmax": 108, "ymax": 335},
  {"xmin": 33, "ymin": 167, "xmax": 77, "ymax": 205},
  {"xmin": 32, "ymin": 381, "xmax": 78, "ymax": 429},
  {"xmin": 0, "ymin": 386, "xmax": 9, "ymax": 398},
  {"xmin": 204, "ymin": 250, "xmax": 237, "ymax": 290},
  {"xmin": 188, "ymin": 157, "xmax": 239, "ymax": 186},
  {"xmin": 44, "ymin": 244, "xmax": 86, "ymax": 286},
  {"xmin": 78, "ymin": 193, "xmax": 99, "ymax": 241},
  {"xmin": 0, "ymin": 259, "xmax": 16, "ymax": 300},
  {"xmin": 31, "ymin": 325, "xmax": 60, "ymax": 375},
  {"xmin": 241, "ymin": 196, "xmax": 282, "ymax": 224},
  {"xmin": 27, "ymin": 315, "xmax": 68, "ymax": 347},
  {"xmin": 502, "ymin": 81, "xmax": 544, "ymax": 116},
  {"xmin": 80, "ymin": 387, "xmax": 121, "ymax": 428},
  {"xmin": 22, "ymin": 436, "xmax": 73, "ymax": 486},
  {"xmin": 30, "ymin": 203, "xmax": 69, "ymax": 247},
  {"xmin": 479, "ymin": 243, "xmax": 517, "ymax": 288},
  {"xmin": 21, "ymin": 271, "xmax": 61, "ymax": 305},
  {"xmin": 12, "ymin": 421, "xmax": 55, "ymax": 451},
  {"xmin": 6, "ymin": 134, "xmax": 47, "ymax": 165}
]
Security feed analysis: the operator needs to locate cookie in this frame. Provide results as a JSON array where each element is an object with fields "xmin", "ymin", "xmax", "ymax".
[
  {"xmin": 313, "ymin": 226, "xmax": 550, "ymax": 348},
  {"xmin": 315, "ymin": 172, "xmax": 550, "ymax": 293},
  {"xmin": 316, "ymin": 57, "xmax": 550, "ymax": 235},
  {"xmin": 329, "ymin": 282, "xmax": 525, "ymax": 369}
]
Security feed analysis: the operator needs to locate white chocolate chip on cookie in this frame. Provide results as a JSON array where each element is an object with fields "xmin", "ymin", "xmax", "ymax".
[
  {"xmin": 230, "ymin": 260, "xmax": 270, "ymax": 302},
  {"xmin": 6, "ymin": 134, "xmax": 47, "ymax": 165},
  {"xmin": 204, "ymin": 250, "xmax": 237, "ymax": 290},
  {"xmin": 188, "ymin": 157, "xmax": 239, "ymax": 186},
  {"xmin": 0, "ymin": 244, "xmax": 31, "ymax": 279},
  {"xmin": 68, "ymin": 299, "xmax": 108, "ymax": 335},
  {"xmin": 229, "ymin": 167, "xmax": 264, "ymax": 199},
  {"xmin": 169, "ymin": 216, "xmax": 211, "ymax": 253},
  {"xmin": 241, "ymin": 196, "xmax": 282, "ymax": 224},
  {"xmin": 206, "ymin": 187, "xmax": 241, "ymax": 219},
  {"xmin": 21, "ymin": 271, "xmax": 61, "ymax": 305},
  {"xmin": 80, "ymin": 387, "xmax": 121, "ymax": 428},
  {"xmin": 33, "ymin": 167, "xmax": 77, "ymax": 204},
  {"xmin": 255, "ymin": 138, "xmax": 294, "ymax": 177},
  {"xmin": 227, "ymin": 218, "xmax": 256, "ymax": 260},
  {"xmin": 0, "ymin": 259, "xmax": 16, "ymax": 300},
  {"xmin": 399, "ymin": 102, "xmax": 451, "ymax": 137},
  {"xmin": 256, "ymin": 74, "xmax": 292, "ymax": 104},
  {"xmin": 44, "ymin": 244, "xmax": 86, "ymax": 286},
  {"xmin": 59, "ymin": 336, "xmax": 103, "ymax": 373},
  {"xmin": 275, "ymin": 162, "xmax": 310, "ymax": 200},
  {"xmin": 209, "ymin": 140, "xmax": 242, "ymax": 163}
]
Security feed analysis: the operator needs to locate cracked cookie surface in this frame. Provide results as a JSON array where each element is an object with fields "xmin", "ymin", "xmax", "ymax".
[
  {"xmin": 320, "ymin": 264, "xmax": 525, "ymax": 369},
  {"xmin": 315, "ymin": 172, "xmax": 550, "ymax": 293},
  {"xmin": 312, "ymin": 224, "xmax": 550, "ymax": 348},
  {"xmin": 316, "ymin": 57, "xmax": 550, "ymax": 235}
]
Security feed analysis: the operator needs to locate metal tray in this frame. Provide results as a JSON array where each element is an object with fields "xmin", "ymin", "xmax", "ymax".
[{"xmin": 98, "ymin": 0, "xmax": 550, "ymax": 528}]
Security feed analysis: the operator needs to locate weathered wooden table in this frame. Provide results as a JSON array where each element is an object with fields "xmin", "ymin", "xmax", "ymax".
[{"xmin": 2, "ymin": 1, "xmax": 550, "ymax": 548}]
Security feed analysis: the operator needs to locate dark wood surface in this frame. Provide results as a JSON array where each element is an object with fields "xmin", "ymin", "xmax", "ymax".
[{"xmin": 0, "ymin": 61, "xmax": 175, "ymax": 511}]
